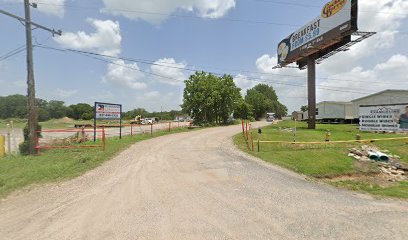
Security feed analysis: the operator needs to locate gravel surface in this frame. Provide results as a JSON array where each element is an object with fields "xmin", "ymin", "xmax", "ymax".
[{"xmin": 0, "ymin": 122, "xmax": 407, "ymax": 240}]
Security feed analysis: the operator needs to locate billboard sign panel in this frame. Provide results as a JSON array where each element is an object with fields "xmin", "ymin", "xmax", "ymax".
[
  {"xmin": 359, "ymin": 104, "xmax": 408, "ymax": 132},
  {"xmin": 277, "ymin": 0, "xmax": 358, "ymax": 67},
  {"xmin": 95, "ymin": 102, "xmax": 122, "ymax": 120}
]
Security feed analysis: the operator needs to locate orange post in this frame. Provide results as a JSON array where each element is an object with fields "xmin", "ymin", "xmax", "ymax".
[{"xmin": 35, "ymin": 130, "xmax": 40, "ymax": 155}]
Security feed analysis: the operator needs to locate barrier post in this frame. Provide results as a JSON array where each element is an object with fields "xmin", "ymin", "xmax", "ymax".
[
  {"xmin": 242, "ymin": 120, "xmax": 244, "ymax": 135},
  {"xmin": 150, "ymin": 124, "xmax": 153, "ymax": 136},
  {"xmin": 35, "ymin": 130, "xmax": 40, "ymax": 156},
  {"xmin": 257, "ymin": 139, "xmax": 260, "ymax": 152},
  {"xmin": 102, "ymin": 126, "xmax": 106, "ymax": 151},
  {"xmin": 6, "ymin": 124, "xmax": 11, "ymax": 157},
  {"xmin": 130, "ymin": 124, "xmax": 133, "ymax": 136},
  {"xmin": 169, "ymin": 122, "xmax": 171, "ymax": 132},
  {"xmin": 0, "ymin": 135, "xmax": 5, "ymax": 158},
  {"xmin": 250, "ymin": 127, "xmax": 254, "ymax": 151}
]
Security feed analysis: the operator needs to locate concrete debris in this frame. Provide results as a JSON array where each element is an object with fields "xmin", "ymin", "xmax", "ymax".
[{"xmin": 349, "ymin": 145, "xmax": 407, "ymax": 182}]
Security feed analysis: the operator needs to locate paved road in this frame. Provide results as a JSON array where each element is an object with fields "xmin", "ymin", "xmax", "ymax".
[{"xmin": 0, "ymin": 123, "xmax": 407, "ymax": 240}]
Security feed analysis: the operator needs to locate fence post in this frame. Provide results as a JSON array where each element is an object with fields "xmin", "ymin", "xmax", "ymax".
[
  {"xmin": 130, "ymin": 124, "xmax": 133, "ymax": 136},
  {"xmin": 35, "ymin": 130, "xmax": 40, "ymax": 156},
  {"xmin": 102, "ymin": 126, "xmax": 106, "ymax": 151},
  {"xmin": 169, "ymin": 122, "xmax": 171, "ymax": 132},
  {"xmin": 257, "ymin": 139, "xmax": 260, "ymax": 152},
  {"xmin": 6, "ymin": 124, "xmax": 11, "ymax": 157},
  {"xmin": 150, "ymin": 124, "xmax": 153, "ymax": 136}
]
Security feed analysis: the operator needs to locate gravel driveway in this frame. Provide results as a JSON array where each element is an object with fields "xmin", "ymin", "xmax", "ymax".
[{"xmin": 0, "ymin": 122, "xmax": 407, "ymax": 240}]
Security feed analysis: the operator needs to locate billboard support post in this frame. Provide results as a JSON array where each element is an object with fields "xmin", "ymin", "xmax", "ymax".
[
  {"xmin": 119, "ymin": 105, "xmax": 122, "ymax": 139},
  {"xmin": 94, "ymin": 103, "xmax": 97, "ymax": 142},
  {"xmin": 307, "ymin": 56, "xmax": 316, "ymax": 129}
]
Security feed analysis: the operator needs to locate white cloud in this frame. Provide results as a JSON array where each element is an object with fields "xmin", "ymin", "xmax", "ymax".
[
  {"xmin": 233, "ymin": 74, "xmax": 255, "ymax": 95},
  {"xmin": 5, "ymin": 0, "xmax": 65, "ymax": 17},
  {"xmin": 55, "ymin": 88, "xmax": 78, "ymax": 98},
  {"xmin": 55, "ymin": 18, "xmax": 121, "ymax": 57},
  {"xmin": 103, "ymin": 60, "xmax": 147, "ymax": 90},
  {"xmin": 144, "ymin": 91, "xmax": 160, "ymax": 99},
  {"xmin": 101, "ymin": 0, "xmax": 236, "ymax": 24},
  {"xmin": 319, "ymin": 54, "xmax": 408, "ymax": 102},
  {"xmin": 150, "ymin": 58, "xmax": 187, "ymax": 85}
]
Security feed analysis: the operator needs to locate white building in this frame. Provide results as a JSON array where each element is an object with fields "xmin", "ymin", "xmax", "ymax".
[
  {"xmin": 351, "ymin": 89, "xmax": 408, "ymax": 119},
  {"xmin": 316, "ymin": 101, "xmax": 354, "ymax": 122},
  {"xmin": 302, "ymin": 89, "xmax": 408, "ymax": 122}
]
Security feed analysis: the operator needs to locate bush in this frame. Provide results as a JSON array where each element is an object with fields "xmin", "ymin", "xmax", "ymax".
[{"xmin": 19, "ymin": 123, "xmax": 42, "ymax": 155}]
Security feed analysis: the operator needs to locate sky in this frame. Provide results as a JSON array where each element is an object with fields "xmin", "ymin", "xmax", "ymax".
[{"xmin": 0, "ymin": 0, "xmax": 408, "ymax": 113}]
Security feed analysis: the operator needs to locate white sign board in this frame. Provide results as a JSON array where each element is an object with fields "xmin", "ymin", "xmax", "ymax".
[
  {"xmin": 95, "ymin": 102, "xmax": 121, "ymax": 120},
  {"xmin": 278, "ymin": 0, "xmax": 357, "ymax": 66},
  {"xmin": 359, "ymin": 104, "xmax": 408, "ymax": 132}
]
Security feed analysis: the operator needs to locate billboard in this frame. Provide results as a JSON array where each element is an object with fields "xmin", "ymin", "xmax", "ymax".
[
  {"xmin": 359, "ymin": 104, "xmax": 408, "ymax": 132},
  {"xmin": 277, "ymin": 0, "xmax": 358, "ymax": 67},
  {"xmin": 95, "ymin": 102, "xmax": 122, "ymax": 120}
]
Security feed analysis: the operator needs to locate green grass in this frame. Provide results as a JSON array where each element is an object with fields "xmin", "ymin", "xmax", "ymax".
[
  {"xmin": 234, "ymin": 120, "xmax": 408, "ymax": 199},
  {"xmin": 0, "ymin": 127, "xmax": 192, "ymax": 198}
]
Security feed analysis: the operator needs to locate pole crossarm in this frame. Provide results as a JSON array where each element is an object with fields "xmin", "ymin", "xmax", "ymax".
[{"xmin": 0, "ymin": 9, "xmax": 61, "ymax": 36}]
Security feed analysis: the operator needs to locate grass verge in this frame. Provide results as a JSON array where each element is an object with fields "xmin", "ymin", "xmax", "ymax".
[
  {"xmin": 234, "ymin": 120, "xmax": 408, "ymax": 199},
  {"xmin": 0, "ymin": 127, "xmax": 192, "ymax": 198}
]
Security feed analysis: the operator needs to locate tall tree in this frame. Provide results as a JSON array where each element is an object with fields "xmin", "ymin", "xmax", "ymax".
[
  {"xmin": 182, "ymin": 71, "xmax": 242, "ymax": 125},
  {"xmin": 245, "ymin": 84, "xmax": 287, "ymax": 120}
]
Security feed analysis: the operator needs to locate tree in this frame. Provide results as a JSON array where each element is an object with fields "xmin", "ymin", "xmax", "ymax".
[
  {"xmin": 67, "ymin": 103, "xmax": 93, "ymax": 120},
  {"xmin": 300, "ymin": 105, "xmax": 308, "ymax": 112},
  {"xmin": 48, "ymin": 100, "xmax": 68, "ymax": 119},
  {"xmin": 182, "ymin": 71, "xmax": 242, "ymax": 125},
  {"xmin": 244, "ymin": 84, "xmax": 288, "ymax": 120}
]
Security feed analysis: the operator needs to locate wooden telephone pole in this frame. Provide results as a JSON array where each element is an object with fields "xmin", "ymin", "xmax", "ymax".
[{"xmin": 0, "ymin": 1, "xmax": 62, "ymax": 154}]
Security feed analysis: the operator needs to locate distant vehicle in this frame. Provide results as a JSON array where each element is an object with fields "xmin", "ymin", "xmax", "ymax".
[{"xmin": 266, "ymin": 113, "xmax": 275, "ymax": 122}]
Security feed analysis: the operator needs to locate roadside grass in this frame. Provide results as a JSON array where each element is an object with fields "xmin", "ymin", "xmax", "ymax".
[
  {"xmin": 234, "ymin": 120, "xmax": 408, "ymax": 199},
  {"xmin": 0, "ymin": 127, "xmax": 191, "ymax": 198}
]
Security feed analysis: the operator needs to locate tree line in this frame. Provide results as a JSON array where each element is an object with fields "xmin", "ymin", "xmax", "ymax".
[
  {"xmin": 0, "ymin": 95, "xmax": 183, "ymax": 121},
  {"xmin": 182, "ymin": 71, "xmax": 288, "ymax": 125}
]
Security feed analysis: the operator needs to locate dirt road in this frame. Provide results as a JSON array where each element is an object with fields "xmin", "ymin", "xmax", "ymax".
[{"xmin": 1, "ymin": 123, "xmax": 407, "ymax": 239}]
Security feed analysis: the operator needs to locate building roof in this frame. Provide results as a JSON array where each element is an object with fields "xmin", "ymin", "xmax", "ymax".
[
  {"xmin": 351, "ymin": 89, "xmax": 408, "ymax": 102},
  {"xmin": 317, "ymin": 101, "xmax": 353, "ymax": 105}
]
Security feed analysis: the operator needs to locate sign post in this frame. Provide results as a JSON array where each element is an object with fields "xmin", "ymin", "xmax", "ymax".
[
  {"xmin": 94, "ymin": 102, "xmax": 122, "ymax": 142},
  {"xmin": 307, "ymin": 56, "xmax": 316, "ymax": 129}
]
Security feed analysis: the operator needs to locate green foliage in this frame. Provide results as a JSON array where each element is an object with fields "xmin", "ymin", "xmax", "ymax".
[
  {"xmin": 67, "ymin": 103, "xmax": 93, "ymax": 120},
  {"xmin": 300, "ymin": 105, "xmax": 308, "ymax": 112},
  {"xmin": 19, "ymin": 123, "xmax": 42, "ymax": 155},
  {"xmin": 244, "ymin": 84, "xmax": 287, "ymax": 120},
  {"xmin": 182, "ymin": 71, "xmax": 242, "ymax": 125},
  {"xmin": 233, "ymin": 99, "xmax": 253, "ymax": 119},
  {"xmin": 0, "ymin": 95, "xmax": 27, "ymax": 119},
  {"xmin": 0, "ymin": 95, "xmax": 69, "ymax": 122}
]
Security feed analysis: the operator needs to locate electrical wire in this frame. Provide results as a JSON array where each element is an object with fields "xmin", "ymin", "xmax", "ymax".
[
  {"xmin": 31, "ymin": 2, "xmax": 408, "ymax": 34},
  {"xmin": 33, "ymin": 44, "xmax": 405, "ymax": 97}
]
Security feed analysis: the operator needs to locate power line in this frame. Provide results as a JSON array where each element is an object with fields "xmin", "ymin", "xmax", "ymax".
[
  {"xmin": 33, "ymin": 43, "xmax": 408, "ymax": 87},
  {"xmin": 31, "ymin": 2, "xmax": 408, "ymax": 34},
  {"xmin": 0, "ymin": 45, "xmax": 26, "ymax": 61},
  {"xmin": 34, "ymin": 44, "xmax": 398, "ymax": 96}
]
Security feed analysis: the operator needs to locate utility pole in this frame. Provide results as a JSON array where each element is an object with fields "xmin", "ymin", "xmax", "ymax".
[
  {"xmin": 24, "ymin": 0, "xmax": 37, "ymax": 154},
  {"xmin": 0, "ymin": 1, "xmax": 62, "ymax": 154}
]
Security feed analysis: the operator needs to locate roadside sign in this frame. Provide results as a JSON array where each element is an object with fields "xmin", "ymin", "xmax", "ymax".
[
  {"xmin": 359, "ymin": 104, "xmax": 408, "ymax": 132},
  {"xmin": 94, "ymin": 102, "xmax": 123, "ymax": 141}
]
